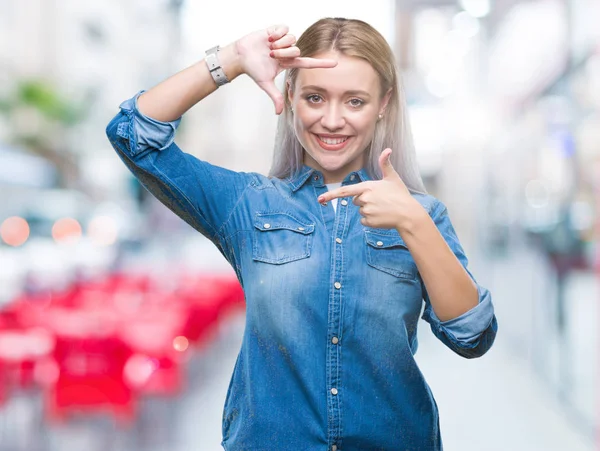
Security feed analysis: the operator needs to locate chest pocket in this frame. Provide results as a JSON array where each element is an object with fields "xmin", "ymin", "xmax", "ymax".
[
  {"xmin": 252, "ymin": 212, "xmax": 315, "ymax": 264},
  {"xmin": 365, "ymin": 229, "xmax": 418, "ymax": 280}
]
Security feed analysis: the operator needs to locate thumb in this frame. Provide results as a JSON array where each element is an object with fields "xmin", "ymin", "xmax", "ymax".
[
  {"xmin": 378, "ymin": 148, "xmax": 398, "ymax": 179},
  {"xmin": 258, "ymin": 80, "xmax": 284, "ymax": 114}
]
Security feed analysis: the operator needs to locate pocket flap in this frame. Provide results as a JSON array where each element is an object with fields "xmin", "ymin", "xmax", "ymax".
[
  {"xmin": 254, "ymin": 212, "xmax": 315, "ymax": 235},
  {"xmin": 364, "ymin": 229, "xmax": 407, "ymax": 249}
]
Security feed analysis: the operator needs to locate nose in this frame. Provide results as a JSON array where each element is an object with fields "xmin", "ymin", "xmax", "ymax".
[{"xmin": 320, "ymin": 104, "xmax": 345, "ymax": 131}]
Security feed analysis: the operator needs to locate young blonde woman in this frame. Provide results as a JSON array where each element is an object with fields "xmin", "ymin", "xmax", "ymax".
[{"xmin": 106, "ymin": 18, "xmax": 497, "ymax": 451}]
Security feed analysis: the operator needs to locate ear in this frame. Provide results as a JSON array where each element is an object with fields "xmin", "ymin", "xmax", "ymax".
[{"xmin": 379, "ymin": 88, "xmax": 393, "ymax": 116}]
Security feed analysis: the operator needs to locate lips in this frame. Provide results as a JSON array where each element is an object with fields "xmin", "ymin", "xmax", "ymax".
[{"xmin": 313, "ymin": 133, "xmax": 353, "ymax": 151}]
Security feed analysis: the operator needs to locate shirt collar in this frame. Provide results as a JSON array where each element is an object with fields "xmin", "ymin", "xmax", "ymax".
[
  {"xmin": 287, "ymin": 165, "xmax": 372, "ymax": 193},
  {"xmin": 286, "ymin": 165, "xmax": 316, "ymax": 192}
]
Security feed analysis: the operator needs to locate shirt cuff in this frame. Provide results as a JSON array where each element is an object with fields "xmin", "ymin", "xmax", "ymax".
[
  {"xmin": 422, "ymin": 284, "xmax": 495, "ymax": 344},
  {"xmin": 118, "ymin": 90, "xmax": 182, "ymax": 155}
]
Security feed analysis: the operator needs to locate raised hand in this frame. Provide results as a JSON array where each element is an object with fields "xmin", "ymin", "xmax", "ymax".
[
  {"xmin": 317, "ymin": 149, "xmax": 425, "ymax": 230},
  {"xmin": 235, "ymin": 24, "xmax": 338, "ymax": 114}
]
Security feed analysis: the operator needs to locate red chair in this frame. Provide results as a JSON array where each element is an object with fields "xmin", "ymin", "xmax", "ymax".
[{"xmin": 43, "ymin": 308, "xmax": 135, "ymax": 425}]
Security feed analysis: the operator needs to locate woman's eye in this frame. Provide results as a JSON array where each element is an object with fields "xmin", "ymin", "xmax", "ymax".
[
  {"xmin": 349, "ymin": 98, "xmax": 364, "ymax": 107},
  {"xmin": 306, "ymin": 95, "xmax": 322, "ymax": 103}
]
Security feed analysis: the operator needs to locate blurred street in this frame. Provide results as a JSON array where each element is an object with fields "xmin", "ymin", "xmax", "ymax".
[{"xmin": 1, "ymin": 0, "xmax": 600, "ymax": 450}]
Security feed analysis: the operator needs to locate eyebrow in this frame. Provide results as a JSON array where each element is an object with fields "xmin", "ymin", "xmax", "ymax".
[{"xmin": 300, "ymin": 85, "xmax": 372, "ymax": 98}]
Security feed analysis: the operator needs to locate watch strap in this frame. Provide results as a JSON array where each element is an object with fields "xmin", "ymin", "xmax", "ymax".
[{"xmin": 205, "ymin": 45, "xmax": 229, "ymax": 87}]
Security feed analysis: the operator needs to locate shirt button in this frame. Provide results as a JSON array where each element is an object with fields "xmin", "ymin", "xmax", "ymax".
[
  {"xmin": 297, "ymin": 227, "xmax": 305, "ymax": 231},
  {"xmin": 341, "ymin": 199, "xmax": 348, "ymax": 206},
  {"xmin": 331, "ymin": 336, "xmax": 339, "ymax": 344},
  {"xmin": 334, "ymin": 282, "xmax": 341, "ymax": 289},
  {"xmin": 264, "ymin": 223, "xmax": 271, "ymax": 229},
  {"xmin": 350, "ymin": 174, "xmax": 356, "ymax": 181},
  {"xmin": 376, "ymin": 241, "xmax": 384, "ymax": 246},
  {"xmin": 335, "ymin": 238, "xmax": 342, "ymax": 244},
  {"xmin": 331, "ymin": 388, "xmax": 338, "ymax": 395},
  {"xmin": 314, "ymin": 175, "xmax": 319, "ymax": 181}
]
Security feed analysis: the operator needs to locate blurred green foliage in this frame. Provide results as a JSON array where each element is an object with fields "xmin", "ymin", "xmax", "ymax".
[
  {"xmin": 0, "ymin": 79, "xmax": 85, "ymax": 126},
  {"xmin": 0, "ymin": 79, "xmax": 88, "ymax": 187},
  {"xmin": 18, "ymin": 81, "xmax": 81, "ymax": 125}
]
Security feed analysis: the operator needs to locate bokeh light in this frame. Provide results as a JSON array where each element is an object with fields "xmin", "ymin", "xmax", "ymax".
[
  {"xmin": 0, "ymin": 216, "xmax": 30, "ymax": 247},
  {"xmin": 51, "ymin": 217, "xmax": 82, "ymax": 243},
  {"xmin": 87, "ymin": 215, "xmax": 118, "ymax": 246},
  {"xmin": 173, "ymin": 336, "xmax": 189, "ymax": 352},
  {"xmin": 124, "ymin": 354, "xmax": 159, "ymax": 387}
]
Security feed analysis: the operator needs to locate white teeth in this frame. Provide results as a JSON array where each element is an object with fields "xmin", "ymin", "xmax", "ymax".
[{"xmin": 318, "ymin": 136, "xmax": 348, "ymax": 145}]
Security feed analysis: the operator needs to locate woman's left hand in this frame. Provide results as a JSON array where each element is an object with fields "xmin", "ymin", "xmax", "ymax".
[{"xmin": 317, "ymin": 149, "xmax": 426, "ymax": 231}]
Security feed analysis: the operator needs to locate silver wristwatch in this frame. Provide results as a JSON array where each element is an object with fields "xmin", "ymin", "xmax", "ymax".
[{"xmin": 205, "ymin": 45, "xmax": 229, "ymax": 87}]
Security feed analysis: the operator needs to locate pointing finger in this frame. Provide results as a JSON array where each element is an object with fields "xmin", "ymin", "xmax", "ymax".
[
  {"xmin": 318, "ymin": 183, "xmax": 369, "ymax": 203},
  {"xmin": 277, "ymin": 57, "xmax": 338, "ymax": 69},
  {"xmin": 270, "ymin": 46, "xmax": 301, "ymax": 59}
]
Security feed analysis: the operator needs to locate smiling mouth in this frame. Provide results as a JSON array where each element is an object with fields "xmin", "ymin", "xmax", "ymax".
[
  {"xmin": 318, "ymin": 135, "xmax": 348, "ymax": 145},
  {"xmin": 313, "ymin": 134, "xmax": 353, "ymax": 151}
]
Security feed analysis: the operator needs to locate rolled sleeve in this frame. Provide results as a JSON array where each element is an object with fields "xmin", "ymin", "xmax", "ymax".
[
  {"xmin": 421, "ymin": 200, "xmax": 498, "ymax": 359},
  {"xmin": 118, "ymin": 90, "xmax": 182, "ymax": 157},
  {"xmin": 105, "ymin": 92, "xmax": 254, "ymax": 250}
]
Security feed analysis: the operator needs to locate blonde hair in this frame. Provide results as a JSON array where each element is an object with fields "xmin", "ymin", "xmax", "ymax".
[{"xmin": 268, "ymin": 17, "xmax": 426, "ymax": 194}]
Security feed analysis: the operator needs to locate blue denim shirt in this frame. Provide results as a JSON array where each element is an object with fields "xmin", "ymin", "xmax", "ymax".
[{"xmin": 106, "ymin": 92, "xmax": 497, "ymax": 451}]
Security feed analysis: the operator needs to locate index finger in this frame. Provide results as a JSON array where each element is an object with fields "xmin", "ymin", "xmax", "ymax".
[
  {"xmin": 318, "ymin": 183, "xmax": 368, "ymax": 202},
  {"xmin": 278, "ymin": 57, "xmax": 338, "ymax": 69}
]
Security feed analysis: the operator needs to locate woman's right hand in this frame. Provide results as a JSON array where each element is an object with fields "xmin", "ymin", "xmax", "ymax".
[{"xmin": 234, "ymin": 24, "xmax": 338, "ymax": 115}]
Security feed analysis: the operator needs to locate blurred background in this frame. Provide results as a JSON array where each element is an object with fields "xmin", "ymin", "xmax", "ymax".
[{"xmin": 0, "ymin": 0, "xmax": 599, "ymax": 450}]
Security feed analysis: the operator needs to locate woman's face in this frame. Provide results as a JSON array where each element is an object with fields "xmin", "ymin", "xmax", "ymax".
[{"xmin": 289, "ymin": 51, "xmax": 390, "ymax": 184}]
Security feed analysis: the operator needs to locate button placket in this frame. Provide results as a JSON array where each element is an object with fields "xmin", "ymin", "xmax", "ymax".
[{"xmin": 326, "ymin": 179, "xmax": 348, "ymax": 445}]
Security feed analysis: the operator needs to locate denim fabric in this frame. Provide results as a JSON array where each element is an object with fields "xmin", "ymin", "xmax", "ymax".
[{"xmin": 106, "ymin": 92, "xmax": 498, "ymax": 451}]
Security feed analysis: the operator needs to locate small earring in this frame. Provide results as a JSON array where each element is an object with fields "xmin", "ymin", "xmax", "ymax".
[{"xmin": 378, "ymin": 114, "xmax": 383, "ymax": 120}]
